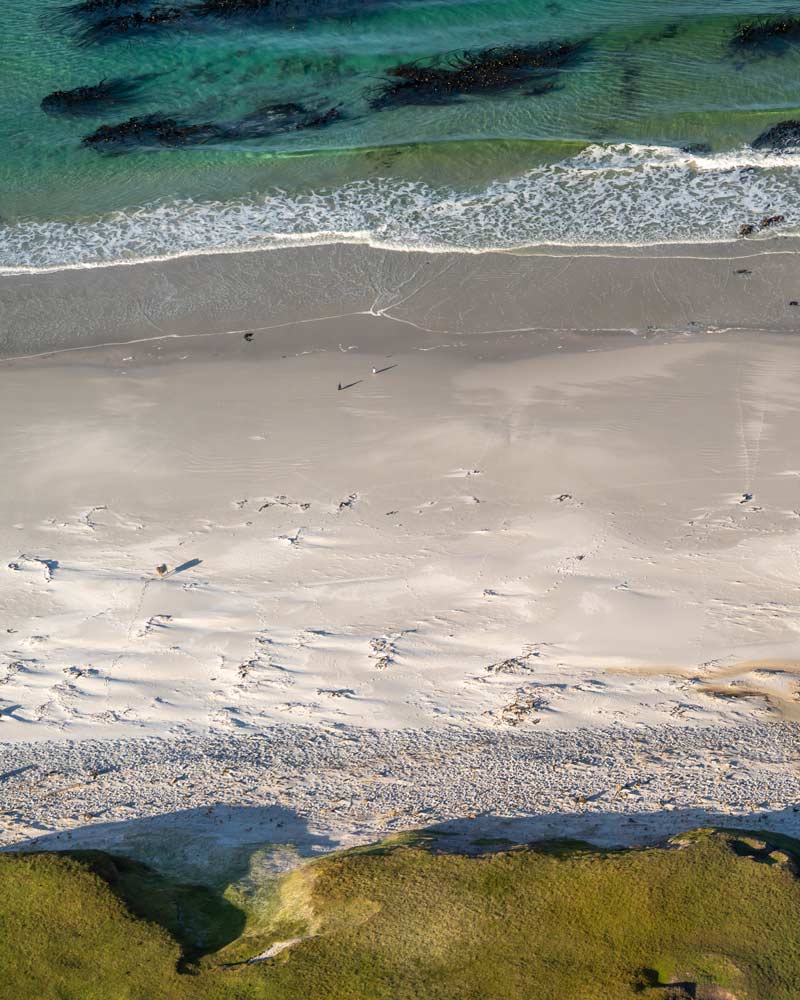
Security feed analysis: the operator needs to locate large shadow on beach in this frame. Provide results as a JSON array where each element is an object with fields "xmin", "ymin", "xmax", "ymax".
[
  {"xmin": 409, "ymin": 803, "xmax": 800, "ymax": 857},
  {"xmin": 9, "ymin": 800, "xmax": 800, "ymax": 868},
  {"xmin": 10, "ymin": 801, "xmax": 337, "ymax": 879}
]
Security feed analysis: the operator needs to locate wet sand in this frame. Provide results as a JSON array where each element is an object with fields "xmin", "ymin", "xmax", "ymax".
[{"xmin": 3, "ymin": 238, "xmax": 800, "ymax": 359}]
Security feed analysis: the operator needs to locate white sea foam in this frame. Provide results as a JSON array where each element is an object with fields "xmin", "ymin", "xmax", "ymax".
[{"xmin": 2, "ymin": 143, "xmax": 800, "ymax": 272}]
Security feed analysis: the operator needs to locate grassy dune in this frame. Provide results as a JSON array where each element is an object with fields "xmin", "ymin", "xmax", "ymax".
[{"xmin": 2, "ymin": 829, "xmax": 800, "ymax": 1000}]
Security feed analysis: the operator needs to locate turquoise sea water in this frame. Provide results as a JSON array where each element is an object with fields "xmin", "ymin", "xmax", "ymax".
[{"xmin": 3, "ymin": 0, "xmax": 800, "ymax": 268}]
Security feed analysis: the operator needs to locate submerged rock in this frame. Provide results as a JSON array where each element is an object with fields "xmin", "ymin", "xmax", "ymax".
[
  {"xmin": 731, "ymin": 15, "xmax": 800, "ymax": 52},
  {"xmin": 751, "ymin": 119, "xmax": 800, "ymax": 151},
  {"xmin": 680, "ymin": 142, "xmax": 712, "ymax": 156}
]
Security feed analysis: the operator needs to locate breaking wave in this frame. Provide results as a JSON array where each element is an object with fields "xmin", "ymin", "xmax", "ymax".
[{"xmin": 2, "ymin": 143, "xmax": 800, "ymax": 272}]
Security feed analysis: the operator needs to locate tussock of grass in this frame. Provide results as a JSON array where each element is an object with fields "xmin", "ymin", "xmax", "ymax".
[{"xmin": 3, "ymin": 829, "xmax": 800, "ymax": 999}]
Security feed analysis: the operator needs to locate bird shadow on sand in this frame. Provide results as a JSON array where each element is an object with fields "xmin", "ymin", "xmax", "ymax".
[{"xmin": 171, "ymin": 557, "xmax": 203, "ymax": 575}]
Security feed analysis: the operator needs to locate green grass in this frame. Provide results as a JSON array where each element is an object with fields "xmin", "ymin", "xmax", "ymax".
[{"xmin": 2, "ymin": 829, "xmax": 800, "ymax": 1000}]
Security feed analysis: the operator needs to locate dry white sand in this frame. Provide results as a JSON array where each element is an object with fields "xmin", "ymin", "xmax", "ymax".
[
  {"xmin": 1, "ymin": 243, "xmax": 800, "ymax": 862},
  {"xmin": 2, "ymin": 323, "xmax": 799, "ymax": 739}
]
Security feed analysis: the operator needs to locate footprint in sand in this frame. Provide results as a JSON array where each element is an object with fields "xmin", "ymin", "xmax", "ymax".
[
  {"xmin": 485, "ymin": 646, "xmax": 546, "ymax": 674},
  {"xmin": 278, "ymin": 529, "xmax": 303, "ymax": 547},
  {"xmin": 140, "ymin": 614, "xmax": 173, "ymax": 637},
  {"xmin": 551, "ymin": 493, "xmax": 583, "ymax": 508},
  {"xmin": 8, "ymin": 555, "xmax": 59, "ymax": 582},
  {"xmin": 370, "ymin": 635, "xmax": 398, "ymax": 670},
  {"xmin": 484, "ymin": 687, "xmax": 550, "ymax": 726},
  {"xmin": 258, "ymin": 496, "xmax": 311, "ymax": 512},
  {"xmin": 0, "ymin": 658, "xmax": 36, "ymax": 685}
]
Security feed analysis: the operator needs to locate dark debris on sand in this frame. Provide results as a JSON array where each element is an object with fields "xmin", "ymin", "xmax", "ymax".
[{"xmin": 369, "ymin": 39, "xmax": 590, "ymax": 110}]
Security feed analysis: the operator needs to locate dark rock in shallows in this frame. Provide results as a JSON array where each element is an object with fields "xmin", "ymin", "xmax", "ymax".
[
  {"xmin": 731, "ymin": 15, "xmax": 800, "ymax": 52},
  {"xmin": 751, "ymin": 120, "xmax": 800, "ymax": 151}
]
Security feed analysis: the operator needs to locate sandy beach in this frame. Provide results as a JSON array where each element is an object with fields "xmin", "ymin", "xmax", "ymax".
[{"xmin": 2, "ymin": 242, "xmax": 800, "ymax": 868}]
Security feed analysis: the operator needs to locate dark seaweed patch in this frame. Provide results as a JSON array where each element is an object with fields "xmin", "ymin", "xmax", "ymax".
[
  {"xmin": 41, "ymin": 78, "xmax": 146, "ymax": 116},
  {"xmin": 644, "ymin": 21, "xmax": 680, "ymax": 43},
  {"xmin": 751, "ymin": 119, "xmax": 800, "ymax": 151},
  {"xmin": 82, "ymin": 113, "xmax": 222, "ymax": 151},
  {"xmin": 730, "ymin": 14, "xmax": 800, "ymax": 53},
  {"xmin": 370, "ymin": 39, "xmax": 589, "ymax": 110},
  {"xmin": 189, "ymin": 0, "xmax": 277, "ymax": 13},
  {"xmin": 186, "ymin": 0, "xmax": 381, "ymax": 17},
  {"xmin": 69, "ymin": 0, "xmax": 150, "ymax": 12},
  {"xmin": 79, "ymin": 5, "xmax": 183, "ymax": 41},
  {"xmin": 67, "ymin": 0, "xmax": 389, "ymax": 41},
  {"xmin": 82, "ymin": 102, "xmax": 341, "ymax": 152},
  {"xmin": 615, "ymin": 54, "xmax": 642, "ymax": 110}
]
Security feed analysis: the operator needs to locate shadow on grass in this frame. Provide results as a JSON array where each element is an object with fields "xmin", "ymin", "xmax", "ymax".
[
  {"xmin": 6, "ymin": 802, "xmax": 337, "ymax": 965},
  {"xmin": 65, "ymin": 849, "xmax": 246, "ymax": 967}
]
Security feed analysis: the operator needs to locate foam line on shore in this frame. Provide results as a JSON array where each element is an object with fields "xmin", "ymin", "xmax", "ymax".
[{"xmin": 3, "ymin": 143, "xmax": 800, "ymax": 274}]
